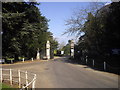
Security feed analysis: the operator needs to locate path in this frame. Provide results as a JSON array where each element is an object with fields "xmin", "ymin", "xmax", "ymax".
[{"xmin": 2, "ymin": 57, "xmax": 119, "ymax": 88}]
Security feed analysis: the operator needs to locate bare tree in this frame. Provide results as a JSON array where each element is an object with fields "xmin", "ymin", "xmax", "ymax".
[
  {"xmin": 63, "ymin": 2, "xmax": 105, "ymax": 37},
  {"xmin": 58, "ymin": 41, "xmax": 66, "ymax": 50}
]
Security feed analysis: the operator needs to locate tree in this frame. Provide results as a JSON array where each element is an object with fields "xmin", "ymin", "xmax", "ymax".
[
  {"xmin": 2, "ymin": 2, "xmax": 57, "ymax": 60},
  {"xmin": 64, "ymin": 2, "xmax": 105, "ymax": 37},
  {"xmin": 2, "ymin": 2, "xmax": 28, "ymax": 59},
  {"xmin": 62, "ymin": 40, "xmax": 71, "ymax": 55},
  {"xmin": 95, "ymin": 2, "xmax": 120, "ymax": 66},
  {"xmin": 68, "ymin": 2, "xmax": 120, "ymax": 68}
]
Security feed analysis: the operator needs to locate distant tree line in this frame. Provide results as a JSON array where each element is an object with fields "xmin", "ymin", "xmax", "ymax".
[
  {"xmin": 2, "ymin": 2, "xmax": 58, "ymax": 61},
  {"xmin": 56, "ymin": 42, "xmax": 70, "ymax": 56}
]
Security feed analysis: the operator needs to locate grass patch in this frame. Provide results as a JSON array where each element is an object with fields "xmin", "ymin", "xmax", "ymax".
[
  {"xmin": 0, "ymin": 83, "xmax": 17, "ymax": 90},
  {"xmin": 6, "ymin": 58, "xmax": 14, "ymax": 61},
  {"xmin": 1, "ymin": 83, "xmax": 11, "ymax": 88}
]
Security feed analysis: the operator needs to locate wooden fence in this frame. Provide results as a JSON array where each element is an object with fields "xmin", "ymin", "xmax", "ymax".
[{"xmin": 0, "ymin": 68, "xmax": 36, "ymax": 90}]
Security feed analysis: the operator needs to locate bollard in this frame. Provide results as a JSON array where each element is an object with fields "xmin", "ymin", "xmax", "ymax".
[
  {"xmin": 11, "ymin": 60, "xmax": 13, "ymax": 64},
  {"xmin": 26, "ymin": 71, "xmax": 28, "ymax": 88},
  {"xmin": 18, "ymin": 70, "xmax": 21, "ymax": 88},
  {"xmin": 104, "ymin": 62, "xmax": 106, "ymax": 71},
  {"xmin": 32, "ymin": 58, "xmax": 33, "ymax": 61},
  {"xmin": 10, "ymin": 69, "xmax": 12, "ymax": 85},
  {"xmin": 0, "ymin": 68, "xmax": 2, "ymax": 83},
  {"xmin": 22, "ymin": 58, "xmax": 24, "ymax": 62}
]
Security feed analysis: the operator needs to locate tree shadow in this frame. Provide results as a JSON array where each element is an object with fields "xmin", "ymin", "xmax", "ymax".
[{"xmin": 53, "ymin": 56, "xmax": 119, "ymax": 75}]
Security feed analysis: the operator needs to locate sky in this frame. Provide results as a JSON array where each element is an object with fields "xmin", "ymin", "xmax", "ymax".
[
  {"xmin": 38, "ymin": 2, "xmax": 90, "ymax": 45},
  {"xmin": 38, "ymin": 2, "xmax": 111, "ymax": 45}
]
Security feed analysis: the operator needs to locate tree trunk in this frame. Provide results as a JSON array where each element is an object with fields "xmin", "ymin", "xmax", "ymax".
[{"xmin": 14, "ymin": 54, "xmax": 19, "ymax": 62}]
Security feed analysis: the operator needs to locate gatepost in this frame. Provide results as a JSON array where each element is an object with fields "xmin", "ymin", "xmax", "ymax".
[
  {"xmin": 46, "ymin": 40, "xmax": 50, "ymax": 60},
  {"xmin": 70, "ymin": 39, "xmax": 74, "ymax": 58}
]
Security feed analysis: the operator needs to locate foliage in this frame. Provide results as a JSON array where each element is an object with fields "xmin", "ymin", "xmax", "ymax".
[
  {"xmin": 60, "ymin": 40, "xmax": 71, "ymax": 56},
  {"xmin": 0, "ymin": 83, "xmax": 16, "ymax": 89},
  {"xmin": 62, "ymin": 44, "xmax": 70, "ymax": 55},
  {"xmin": 64, "ymin": 2, "xmax": 105, "ymax": 37},
  {"xmin": 66, "ymin": 2, "xmax": 120, "ymax": 67},
  {"xmin": 2, "ymin": 2, "xmax": 58, "ymax": 60}
]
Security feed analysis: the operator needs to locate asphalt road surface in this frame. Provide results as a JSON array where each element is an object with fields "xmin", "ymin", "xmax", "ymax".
[{"xmin": 2, "ymin": 57, "xmax": 119, "ymax": 88}]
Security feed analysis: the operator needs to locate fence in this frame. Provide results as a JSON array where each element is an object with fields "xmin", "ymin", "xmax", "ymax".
[
  {"xmin": 0, "ymin": 68, "xmax": 36, "ymax": 89},
  {"xmin": 75, "ymin": 56, "xmax": 120, "ymax": 74},
  {"xmin": 1, "ymin": 57, "xmax": 35, "ymax": 64}
]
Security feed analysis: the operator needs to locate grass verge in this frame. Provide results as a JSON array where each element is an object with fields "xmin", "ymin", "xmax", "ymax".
[{"xmin": 0, "ymin": 83, "xmax": 17, "ymax": 90}]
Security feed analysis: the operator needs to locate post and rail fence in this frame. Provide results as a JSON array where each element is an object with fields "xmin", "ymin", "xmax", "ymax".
[
  {"xmin": 76, "ymin": 56, "xmax": 120, "ymax": 74},
  {"xmin": 0, "ymin": 68, "xmax": 36, "ymax": 90}
]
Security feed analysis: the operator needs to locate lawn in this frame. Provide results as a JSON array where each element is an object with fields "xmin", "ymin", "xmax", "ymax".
[{"xmin": 0, "ymin": 83, "xmax": 16, "ymax": 90}]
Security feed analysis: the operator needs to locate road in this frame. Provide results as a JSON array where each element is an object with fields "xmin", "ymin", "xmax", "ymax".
[{"xmin": 2, "ymin": 57, "xmax": 119, "ymax": 88}]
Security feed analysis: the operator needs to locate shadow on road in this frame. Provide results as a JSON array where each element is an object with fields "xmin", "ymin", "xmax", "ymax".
[{"xmin": 53, "ymin": 56, "xmax": 119, "ymax": 75}]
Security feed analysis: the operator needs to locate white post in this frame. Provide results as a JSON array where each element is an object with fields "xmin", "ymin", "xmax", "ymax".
[
  {"xmin": 93, "ymin": 60, "xmax": 94, "ymax": 67},
  {"xmin": 32, "ymin": 58, "xmax": 33, "ymax": 61},
  {"xmin": 10, "ymin": 69, "xmax": 12, "ymax": 85},
  {"xmin": 70, "ymin": 40, "xmax": 74, "ymax": 58},
  {"xmin": 22, "ymin": 58, "xmax": 24, "ymax": 62},
  {"xmin": 0, "ymin": 68, "xmax": 2, "ymax": 83},
  {"xmin": 36, "ymin": 48, "xmax": 40, "ymax": 60},
  {"xmin": 32, "ymin": 74, "xmax": 36, "ymax": 90},
  {"xmin": 18, "ymin": 70, "xmax": 21, "ymax": 88},
  {"xmin": 104, "ymin": 62, "xmax": 106, "ymax": 71},
  {"xmin": 46, "ymin": 40, "xmax": 50, "ymax": 60},
  {"xmin": 11, "ymin": 60, "xmax": 13, "ymax": 64},
  {"xmin": 86, "ymin": 56, "xmax": 88, "ymax": 64},
  {"xmin": 26, "ymin": 71, "xmax": 28, "ymax": 88},
  {"xmin": 32, "ymin": 80, "xmax": 35, "ymax": 90}
]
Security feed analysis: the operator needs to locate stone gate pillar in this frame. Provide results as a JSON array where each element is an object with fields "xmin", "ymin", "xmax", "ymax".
[
  {"xmin": 70, "ymin": 39, "xmax": 74, "ymax": 58},
  {"xmin": 36, "ymin": 48, "xmax": 40, "ymax": 60},
  {"xmin": 46, "ymin": 40, "xmax": 50, "ymax": 60}
]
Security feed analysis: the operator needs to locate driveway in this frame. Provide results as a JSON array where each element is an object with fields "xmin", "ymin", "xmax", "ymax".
[{"xmin": 2, "ymin": 57, "xmax": 119, "ymax": 88}]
